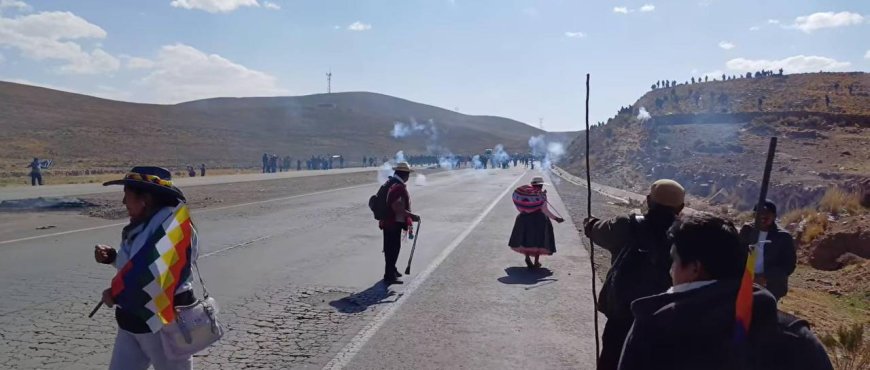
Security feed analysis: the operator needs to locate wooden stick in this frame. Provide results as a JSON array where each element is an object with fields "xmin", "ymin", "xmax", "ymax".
[
  {"xmin": 88, "ymin": 301, "xmax": 103, "ymax": 318},
  {"xmin": 584, "ymin": 73, "xmax": 601, "ymax": 365}
]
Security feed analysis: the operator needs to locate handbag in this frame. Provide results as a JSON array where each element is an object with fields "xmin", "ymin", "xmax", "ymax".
[{"xmin": 160, "ymin": 260, "xmax": 224, "ymax": 359}]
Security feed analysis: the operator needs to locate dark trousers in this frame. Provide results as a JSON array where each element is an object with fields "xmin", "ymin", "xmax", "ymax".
[
  {"xmin": 31, "ymin": 173, "xmax": 43, "ymax": 186},
  {"xmin": 383, "ymin": 224, "xmax": 403, "ymax": 279},
  {"xmin": 598, "ymin": 316, "xmax": 634, "ymax": 370}
]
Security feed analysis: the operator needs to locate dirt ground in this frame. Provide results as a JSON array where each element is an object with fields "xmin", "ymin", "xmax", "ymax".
[
  {"xmin": 78, "ymin": 169, "xmax": 441, "ymax": 220},
  {"xmin": 554, "ymin": 176, "xmax": 868, "ymax": 338}
]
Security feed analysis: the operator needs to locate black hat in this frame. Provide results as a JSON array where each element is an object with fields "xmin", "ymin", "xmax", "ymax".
[
  {"xmin": 753, "ymin": 199, "xmax": 777, "ymax": 215},
  {"xmin": 103, "ymin": 166, "xmax": 186, "ymax": 202}
]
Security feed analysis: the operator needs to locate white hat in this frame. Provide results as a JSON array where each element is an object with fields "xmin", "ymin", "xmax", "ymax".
[
  {"xmin": 392, "ymin": 162, "xmax": 414, "ymax": 173},
  {"xmin": 531, "ymin": 176, "xmax": 548, "ymax": 186}
]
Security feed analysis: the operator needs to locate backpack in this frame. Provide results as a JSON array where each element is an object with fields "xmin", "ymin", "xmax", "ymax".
[
  {"xmin": 597, "ymin": 214, "xmax": 673, "ymax": 319},
  {"xmin": 512, "ymin": 185, "xmax": 545, "ymax": 213},
  {"xmin": 368, "ymin": 177, "xmax": 398, "ymax": 220}
]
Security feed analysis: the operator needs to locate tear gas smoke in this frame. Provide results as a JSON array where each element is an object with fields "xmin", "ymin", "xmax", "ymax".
[
  {"xmin": 637, "ymin": 107, "xmax": 652, "ymax": 122},
  {"xmin": 414, "ymin": 173, "xmax": 428, "ymax": 186}
]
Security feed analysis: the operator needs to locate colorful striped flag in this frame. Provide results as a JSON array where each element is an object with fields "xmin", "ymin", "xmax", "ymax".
[
  {"xmin": 734, "ymin": 246, "xmax": 757, "ymax": 341},
  {"xmin": 111, "ymin": 204, "xmax": 194, "ymax": 332}
]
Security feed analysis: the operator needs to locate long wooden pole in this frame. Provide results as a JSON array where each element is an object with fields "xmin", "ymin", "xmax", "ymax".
[{"xmin": 585, "ymin": 73, "xmax": 601, "ymax": 366}]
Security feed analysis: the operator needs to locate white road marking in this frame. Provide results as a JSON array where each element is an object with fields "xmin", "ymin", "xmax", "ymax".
[
  {"xmin": 323, "ymin": 171, "xmax": 527, "ymax": 370},
  {"xmin": 200, "ymin": 234, "xmax": 274, "ymax": 259}
]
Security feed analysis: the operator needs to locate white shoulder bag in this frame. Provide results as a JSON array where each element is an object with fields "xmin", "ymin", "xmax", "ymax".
[{"xmin": 161, "ymin": 260, "xmax": 224, "ymax": 359}]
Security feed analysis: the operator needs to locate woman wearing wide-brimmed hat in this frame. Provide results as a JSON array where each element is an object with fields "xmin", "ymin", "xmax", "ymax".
[
  {"xmin": 93, "ymin": 166, "xmax": 198, "ymax": 370},
  {"xmin": 509, "ymin": 176, "xmax": 564, "ymax": 269}
]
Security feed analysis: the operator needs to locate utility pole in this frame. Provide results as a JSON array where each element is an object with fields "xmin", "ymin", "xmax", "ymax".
[{"xmin": 326, "ymin": 70, "xmax": 332, "ymax": 94}]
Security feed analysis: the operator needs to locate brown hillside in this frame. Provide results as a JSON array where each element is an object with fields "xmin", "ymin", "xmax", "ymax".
[
  {"xmin": 563, "ymin": 72, "xmax": 870, "ymax": 336},
  {"xmin": 0, "ymin": 81, "xmax": 569, "ymax": 174},
  {"xmin": 563, "ymin": 72, "xmax": 870, "ymax": 212}
]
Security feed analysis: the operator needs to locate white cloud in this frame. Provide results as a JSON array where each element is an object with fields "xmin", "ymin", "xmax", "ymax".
[
  {"xmin": 767, "ymin": 19, "xmax": 779, "ymax": 24},
  {"xmin": 613, "ymin": 6, "xmax": 629, "ymax": 14},
  {"xmin": 725, "ymin": 55, "xmax": 851, "ymax": 73},
  {"xmin": 0, "ymin": 0, "xmax": 30, "ymax": 12},
  {"xmin": 124, "ymin": 56, "xmax": 155, "ymax": 69},
  {"xmin": 718, "ymin": 41, "xmax": 735, "ymax": 50},
  {"xmin": 564, "ymin": 31, "xmax": 586, "ymax": 38},
  {"xmin": 790, "ymin": 11, "xmax": 864, "ymax": 33},
  {"xmin": 0, "ymin": 10, "xmax": 120, "ymax": 74},
  {"xmin": 865, "ymin": 50, "xmax": 870, "ymax": 60},
  {"xmin": 698, "ymin": 0, "xmax": 713, "ymax": 7},
  {"xmin": 347, "ymin": 21, "xmax": 371, "ymax": 31},
  {"xmin": 640, "ymin": 4, "xmax": 655, "ymax": 12},
  {"xmin": 138, "ymin": 43, "xmax": 286, "ymax": 103},
  {"xmin": 263, "ymin": 1, "xmax": 279, "ymax": 10},
  {"xmin": 749, "ymin": 26, "xmax": 760, "ymax": 31},
  {"xmin": 170, "ymin": 0, "xmax": 260, "ymax": 13}
]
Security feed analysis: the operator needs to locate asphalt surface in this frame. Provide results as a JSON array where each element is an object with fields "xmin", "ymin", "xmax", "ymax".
[{"xmin": 0, "ymin": 167, "xmax": 602, "ymax": 369}]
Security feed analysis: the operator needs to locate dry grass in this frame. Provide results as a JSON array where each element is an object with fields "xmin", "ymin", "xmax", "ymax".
[
  {"xmin": 781, "ymin": 208, "xmax": 830, "ymax": 245},
  {"xmin": 801, "ymin": 212, "xmax": 830, "ymax": 245},
  {"xmin": 821, "ymin": 324, "xmax": 870, "ymax": 370},
  {"xmin": 819, "ymin": 188, "xmax": 864, "ymax": 215}
]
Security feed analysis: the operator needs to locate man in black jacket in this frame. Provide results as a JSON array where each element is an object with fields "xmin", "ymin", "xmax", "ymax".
[
  {"xmin": 583, "ymin": 179, "xmax": 685, "ymax": 370},
  {"xmin": 618, "ymin": 214, "xmax": 832, "ymax": 370},
  {"xmin": 738, "ymin": 200, "xmax": 796, "ymax": 300}
]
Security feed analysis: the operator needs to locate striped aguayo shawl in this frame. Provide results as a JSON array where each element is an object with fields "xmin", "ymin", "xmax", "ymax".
[
  {"xmin": 512, "ymin": 185, "xmax": 546, "ymax": 213},
  {"xmin": 111, "ymin": 204, "xmax": 195, "ymax": 333}
]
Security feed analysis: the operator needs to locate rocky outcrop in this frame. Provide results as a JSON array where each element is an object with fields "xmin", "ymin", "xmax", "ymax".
[{"xmin": 808, "ymin": 229, "xmax": 870, "ymax": 271}]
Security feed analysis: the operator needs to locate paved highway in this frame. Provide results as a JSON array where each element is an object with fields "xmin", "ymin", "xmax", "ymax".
[{"xmin": 0, "ymin": 168, "xmax": 600, "ymax": 369}]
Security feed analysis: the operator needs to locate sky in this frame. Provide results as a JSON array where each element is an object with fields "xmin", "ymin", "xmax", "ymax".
[{"xmin": 0, "ymin": 0, "xmax": 867, "ymax": 132}]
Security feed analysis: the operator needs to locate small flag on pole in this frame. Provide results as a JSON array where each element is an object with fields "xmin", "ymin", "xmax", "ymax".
[{"xmin": 734, "ymin": 247, "xmax": 756, "ymax": 341}]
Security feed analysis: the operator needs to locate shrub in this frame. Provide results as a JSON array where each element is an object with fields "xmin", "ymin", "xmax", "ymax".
[
  {"xmin": 819, "ymin": 188, "xmax": 863, "ymax": 215},
  {"xmin": 821, "ymin": 324, "xmax": 870, "ymax": 370}
]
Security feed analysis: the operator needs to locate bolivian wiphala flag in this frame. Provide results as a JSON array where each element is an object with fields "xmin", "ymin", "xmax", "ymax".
[{"xmin": 111, "ymin": 204, "xmax": 194, "ymax": 332}]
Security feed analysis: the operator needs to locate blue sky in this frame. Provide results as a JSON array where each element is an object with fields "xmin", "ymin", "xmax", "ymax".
[{"xmin": 1, "ymin": 0, "xmax": 867, "ymax": 132}]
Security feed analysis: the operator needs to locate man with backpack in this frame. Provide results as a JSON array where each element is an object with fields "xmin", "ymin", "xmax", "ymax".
[
  {"xmin": 369, "ymin": 162, "xmax": 420, "ymax": 285},
  {"xmin": 583, "ymin": 179, "xmax": 685, "ymax": 370},
  {"xmin": 617, "ymin": 214, "xmax": 832, "ymax": 370}
]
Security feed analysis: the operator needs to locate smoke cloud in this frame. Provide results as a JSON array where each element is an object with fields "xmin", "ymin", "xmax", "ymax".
[
  {"xmin": 391, "ymin": 119, "xmax": 438, "ymax": 139},
  {"xmin": 492, "ymin": 144, "xmax": 511, "ymax": 167},
  {"xmin": 637, "ymin": 107, "xmax": 651, "ymax": 122},
  {"xmin": 376, "ymin": 150, "xmax": 407, "ymax": 183},
  {"xmin": 414, "ymin": 173, "xmax": 428, "ymax": 186},
  {"xmin": 528, "ymin": 135, "xmax": 565, "ymax": 180}
]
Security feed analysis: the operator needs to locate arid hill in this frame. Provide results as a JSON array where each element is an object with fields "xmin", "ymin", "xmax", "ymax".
[
  {"xmin": 563, "ymin": 72, "xmax": 870, "ymax": 212},
  {"xmin": 562, "ymin": 72, "xmax": 870, "ymax": 336},
  {"xmin": 0, "ymin": 81, "xmax": 572, "ymax": 173}
]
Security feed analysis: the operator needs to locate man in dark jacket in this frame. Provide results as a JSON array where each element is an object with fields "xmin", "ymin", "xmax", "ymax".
[
  {"xmin": 583, "ymin": 179, "xmax": 685, "ymax": 370},
  {"xmin": 618, "ymin": 214, "xmax": 832, "ymax": 370},
  {"xmin": 738, "ymin": 200, "xmax": 796, "ymax": 300},
  {"xmin": 27, "ymin": 157, "xmax": 44, "ymax": 186},
  {"xmin": 380, "ymin": 162, "xmax": 420, "ymax": 285}
]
